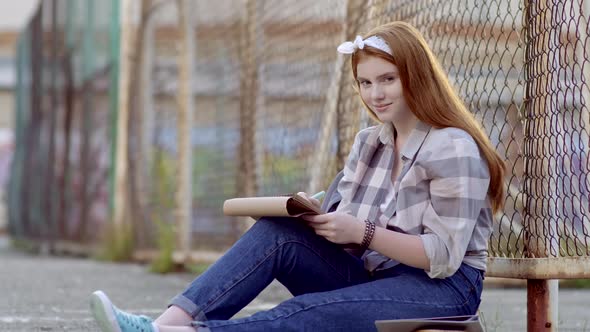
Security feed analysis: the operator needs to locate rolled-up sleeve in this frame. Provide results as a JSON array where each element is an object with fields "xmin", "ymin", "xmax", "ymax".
[{"xmin": 419, "ymin": 133, "xmax": 491, "ymax": 278}]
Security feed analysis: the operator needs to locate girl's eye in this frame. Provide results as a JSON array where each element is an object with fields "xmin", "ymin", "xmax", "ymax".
[
  {"xmin": 359, "ymin": 81, "xmax": 371, "ymax": 87},
  {"xmin": 384, "ymin": 76, "xmax": 396, "ymax": 82}
]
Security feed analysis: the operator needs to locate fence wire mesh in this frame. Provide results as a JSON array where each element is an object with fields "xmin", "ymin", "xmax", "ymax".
[{"xmin": 9, "ymin": 0, "xmax": 590, "ymax": 275}]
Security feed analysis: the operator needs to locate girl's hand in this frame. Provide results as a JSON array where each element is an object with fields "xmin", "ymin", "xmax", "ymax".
[{"xmin": 302, "ymin": 212, "xmax": 365, "ymax": 245}]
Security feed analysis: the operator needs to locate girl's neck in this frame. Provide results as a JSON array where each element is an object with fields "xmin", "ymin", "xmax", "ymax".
[{"xmin": 391, "ymin": 115, "xmax": 420, "ymax": 146}]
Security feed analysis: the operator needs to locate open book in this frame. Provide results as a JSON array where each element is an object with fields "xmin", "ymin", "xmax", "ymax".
[
  {"xmin": 375, "ymin": 315, "xmax": 483, "ymax": 332},
  {"xmin": 223, "ymin": 193, "xmax": 323, "ymax": 217}
]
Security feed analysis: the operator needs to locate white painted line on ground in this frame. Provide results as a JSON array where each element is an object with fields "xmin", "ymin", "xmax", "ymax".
[
  {"xmin": 56, "ymin": 308, "xmax": 164, "ymax": 314},
  {"xmin": 0, "ymin": 316, "xmax": 95, "ymax": 323},
  {"xmin": 239, "ymin": 303, "xmax": 277, "ymax": 311}
]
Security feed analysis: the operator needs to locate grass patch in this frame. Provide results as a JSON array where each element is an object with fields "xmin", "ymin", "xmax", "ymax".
[
  {"xmin": 479, "ymin": 308, "xmax": 505, "ymax": 332},
  {"xmin": 560, "ymin": 279, "xmax": 590, "ymax": 289},
  {"xmin": 11, "ymin": 238, "xmax": 39, "ymax": 254},
  {"xmin": 186, "ymin": 262, "xmax": 211, "ymax": 275}
]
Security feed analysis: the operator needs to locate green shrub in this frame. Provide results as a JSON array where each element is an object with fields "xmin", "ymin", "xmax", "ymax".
[{"xmin": 149, "ymin": 219, "xmax": 176, "ymax": 273}]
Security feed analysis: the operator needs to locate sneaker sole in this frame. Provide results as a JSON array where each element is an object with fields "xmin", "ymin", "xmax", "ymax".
[{"xmin": 90, "ymin": 291, "xmax": 123, "ymax": 332}]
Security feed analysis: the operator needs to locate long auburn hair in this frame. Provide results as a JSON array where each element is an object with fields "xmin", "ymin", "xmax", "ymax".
[{"xmin": 351, "ymin": 21, "xmax": 506, "ymax": 213}]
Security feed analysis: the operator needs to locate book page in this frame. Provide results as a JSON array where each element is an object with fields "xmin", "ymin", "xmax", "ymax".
[{"xmin": 287, "ymin": 195, "xmax": 323, "ymax": 215}]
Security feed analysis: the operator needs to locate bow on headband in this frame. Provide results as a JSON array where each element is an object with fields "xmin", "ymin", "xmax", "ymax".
[{"xmin": 337, "ymin": 35, "xmax": 393, "ymax": 56}]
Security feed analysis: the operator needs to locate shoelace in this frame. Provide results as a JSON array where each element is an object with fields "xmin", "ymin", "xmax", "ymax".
[{"xmin": 115, "ymin": 309, "xmax": 153, "ymax": 332}]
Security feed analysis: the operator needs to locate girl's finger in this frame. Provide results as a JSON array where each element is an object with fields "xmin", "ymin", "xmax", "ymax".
[
  {"xmin": 297, "ymin": 192, "xmax": 321, "ymax": 208},
  {"xmin": 301, "ymin": 214, "xmax": 327, "ymax": 223},
  {"xmin": 309, "ymin": 198, "xmax": 321, "ymax": 207},
  {"xmin": 314, "ymin": 230, "xmax": 331, "ymax": 238},
  {"xmin": 297, "ymin": 192, "xmax": 310, "ymax": 200},
  {"xmin": 310, "ymin": 224, "xmax": 330, "ymax": 231}
]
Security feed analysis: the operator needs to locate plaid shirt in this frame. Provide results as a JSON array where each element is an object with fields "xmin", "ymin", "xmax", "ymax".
[{"xmin": 335, "ymin": 121, "xmax": 493, "ymax": 278}]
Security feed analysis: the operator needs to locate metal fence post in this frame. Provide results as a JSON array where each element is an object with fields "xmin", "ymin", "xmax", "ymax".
[
  {"xmin": 112, "ymin": 0, "xmax": 132, "ymax": 228},
  {"xmin": 108, "ymin": 0, "xmax": 121, "ymax": 225},
  {"xmin": 176, "ymin": 0, "xmax": 195, "ymax": 260},
  {"xmin": 236, "ymin": 0, "xmax": 260, "ymax": 230},
  {"xmin": 523, "ymin": 0, "xmax": 560, "ymax": 330},
  {"xmin": 308, "ymin": 0, "xmax": 365, "ymax": 193},
  {"xmin": 138, "ymin": 0, "xmax": 155, "ymax": 229},
  {"xmin": 527, "ymin": 280, "xmax": 558, "ymax": 331}
]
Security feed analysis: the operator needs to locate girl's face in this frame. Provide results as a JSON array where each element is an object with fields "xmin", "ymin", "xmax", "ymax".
[{"xmin": 356, "ymin": 56, "xmax": 411, "ymax": 124}]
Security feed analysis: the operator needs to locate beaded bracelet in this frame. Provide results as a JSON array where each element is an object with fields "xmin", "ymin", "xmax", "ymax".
[{"xmin": 361, "ymin": 219, "xmax": 376, "ymax": 249}]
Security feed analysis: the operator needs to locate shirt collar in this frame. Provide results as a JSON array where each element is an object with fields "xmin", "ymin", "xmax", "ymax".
[
  {"xmin": 378, "ymin": 120, "xmax": 431, "ymax": 160},
  {"xmin": 378, "ymin": 122, "xmax": 396, "ymax": 146}
]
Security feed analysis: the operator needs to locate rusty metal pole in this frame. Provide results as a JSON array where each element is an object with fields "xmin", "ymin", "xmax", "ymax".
[
  {"xmin": 528, "ymin": 280, "xmax": 558, "ymax": 331},
  {"xmin": 523, "ymin": 0, "xmax": 558, "ymax": 331}
]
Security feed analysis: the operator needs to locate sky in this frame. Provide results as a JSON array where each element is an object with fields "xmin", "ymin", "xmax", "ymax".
[{"xmin": 0, "ymin": 0, "xmax": 39, "ymax": 31}]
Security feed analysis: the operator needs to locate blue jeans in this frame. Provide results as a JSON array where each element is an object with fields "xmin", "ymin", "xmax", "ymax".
[{"xmin": 169, "ymin": 217, "xmax": 483, "ymax": 331}]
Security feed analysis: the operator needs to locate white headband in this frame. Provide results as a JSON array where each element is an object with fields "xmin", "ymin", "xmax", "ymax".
[{"xmin": 337, "ymin": 35, "xmax": 393, "ymax": 56}]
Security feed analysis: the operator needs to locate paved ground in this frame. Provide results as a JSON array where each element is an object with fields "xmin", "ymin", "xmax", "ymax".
[{"xmin": 0, "ymin": 235, "xmax": 588, "ymax": 331}]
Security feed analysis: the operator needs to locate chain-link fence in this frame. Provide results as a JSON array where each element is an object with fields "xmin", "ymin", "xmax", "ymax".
[
  {"xmin": 9, "ymin": 0, "xmax": 590, "ymax": 279},
  {"xmin": 9, "ymin": 0, "xmax": 117, "ymax": 244}
]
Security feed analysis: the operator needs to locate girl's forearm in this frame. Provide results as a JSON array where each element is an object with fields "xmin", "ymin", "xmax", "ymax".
[{"xmin": 368, "ymin": 227, "xmax": 430, "ymax": 270}]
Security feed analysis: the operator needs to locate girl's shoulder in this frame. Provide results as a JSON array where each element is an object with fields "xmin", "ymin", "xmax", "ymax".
[
  {"xmin": 355, "ymin": 125, "xmax": 380, "ymax": 141},
  {"xmin": 423, "ymin": 126, "xmax": 481, "ymax": 158},
  {"xmin": 350, "ymin": 125, "xmax": 383, "ymax": 150},
  {"xmin": 426, "ymin": 126, "xmax": 477, "ymax": 147},
  {"xmin": 428, "ymin": 126, "xmax": 475, "ymax": 143}
]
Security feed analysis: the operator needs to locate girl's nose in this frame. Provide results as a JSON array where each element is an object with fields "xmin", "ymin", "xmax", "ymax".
[{"xmin": 371, "ymin": 84, "xmax": 385, "ymax": 100}]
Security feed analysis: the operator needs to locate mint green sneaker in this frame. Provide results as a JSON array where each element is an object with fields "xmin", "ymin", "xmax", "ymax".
[{"xmin": 90, "ymin": 290, "xmax": 155, "ymax": 332}]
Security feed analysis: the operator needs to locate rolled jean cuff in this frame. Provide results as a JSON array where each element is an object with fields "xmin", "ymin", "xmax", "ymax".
[{"xmin": 169, "ymin": 294, "xmax": 208, "ymax": 321}]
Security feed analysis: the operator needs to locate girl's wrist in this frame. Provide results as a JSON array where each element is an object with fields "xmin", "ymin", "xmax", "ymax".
[
  {"xmin": 356, "ymin": 219, "xmax": 365, "ymax": 244},
  {"xmin": 360, "ymin": 219, "xmax": 376, "ymax": 249}
]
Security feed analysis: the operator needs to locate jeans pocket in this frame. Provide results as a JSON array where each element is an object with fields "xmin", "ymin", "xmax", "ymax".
[
  {"xmin": 457, "ymin": 264, "xmax": 482, "ymax": 291},
  {"xmin": 455, "ymin": 265, "xmax": 484, "ymax": 313}
]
